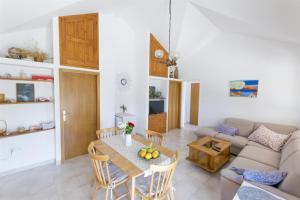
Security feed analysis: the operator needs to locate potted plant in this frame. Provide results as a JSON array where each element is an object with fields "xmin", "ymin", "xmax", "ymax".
[{"xmin": 125, "ymin": 122, "xmax": 135, "ymax": 146}]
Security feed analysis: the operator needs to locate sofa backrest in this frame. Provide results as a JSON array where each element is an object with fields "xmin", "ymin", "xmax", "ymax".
[
  {"xmin": 224, "ymin": 118, "xmax": 254, "ymax": 137},
  {"xmin": 279, "ymin": 131, "xmax": 300, "ymax": 197},
  {"xmin": 254, "ymin": 122, "xmax": 298, "ymax": 135}
]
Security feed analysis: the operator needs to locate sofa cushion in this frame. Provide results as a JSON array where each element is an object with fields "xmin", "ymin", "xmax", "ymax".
[
  {"xmin": 254, "ymin": 122, "xmax": 298, "ymax": 135},
  {"xmin": 216, "ymin": 133, "xmax": 248, "ymax": 149},
  {"xmin": 225, "ymin": 118, "xmax": 254, "ymax": 137},
  {"xmin": 279, "ymin": 151, "xmax": 300, "ymax": 198},
  {"xmin": 221, "ymin": 157, "xmax": 277, "ymax": 185},
  {"xmin": 247, "ymin": 141, "xmax": 271, "ymax": 150},
  {"xmin": 238, "ymin": 146, "xmax": 281, "ymax": 168},
  {"xmin": 248, "ymin": 125, "xmax": 289, "ymax": 152},
  {"xmin": 283, "ymin": 130, "xmax": 300, "ymax": 148},
  {"xmin": 280, "ymin": 139, "xmax": 300, "ymax": 166},
  {"xmin": 194, "ymin": 127, "xmax": 218, "ymax": 138}
]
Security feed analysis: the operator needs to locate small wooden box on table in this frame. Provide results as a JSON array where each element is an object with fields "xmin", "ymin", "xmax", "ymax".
[{"xmin": 187, "ymin": 136, "xmax": 231, "ymax": 173}]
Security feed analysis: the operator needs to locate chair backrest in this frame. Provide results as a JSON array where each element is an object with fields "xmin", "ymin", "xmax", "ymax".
[
  {"xmin": 88, "ymin": 142, "xmax": 111, "ymax": 187},
  {"xmin": 146, "ymin": 130, "xmax": 164, "ymax": 146},
  {"xmin": 96, "ymin": 127, "xmax": 122, "ymax": 139},
  {"xmin": 148, "ymin": 151, "xmax": 179, "ymax": 199}
]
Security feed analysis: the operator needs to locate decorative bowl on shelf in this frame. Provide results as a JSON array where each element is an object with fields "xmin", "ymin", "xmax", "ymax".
[
  {"xmin": 138, "ymin": 143, "xmax": 160, "ymax": 160},
  {"xmin": 0, "ymin": 120, "xmax": 7, "ymax": 135}
]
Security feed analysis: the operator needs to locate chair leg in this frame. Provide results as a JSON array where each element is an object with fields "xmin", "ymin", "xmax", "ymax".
[
  {"xmin": 93, "ymin": 188, "xmax": 98, "ymax": 200},
  {"xmin": 105, "ymin": 189, "xmax": 109, "ymax": 200}
]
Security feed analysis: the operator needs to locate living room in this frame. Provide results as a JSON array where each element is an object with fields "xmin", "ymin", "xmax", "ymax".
[{"xmin": 0, "ymin": 0, "xmax": 299, "ymax": 200}]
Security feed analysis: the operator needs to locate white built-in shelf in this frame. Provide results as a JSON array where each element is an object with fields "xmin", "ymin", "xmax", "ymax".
[
  {"xmin": 0, "ymin": 57, "xmax": 54, "ymax": 69},
  {"xmin": 149, "ymin": 75, "xmax": 169, "ymax": 81},
  {"xmin": 0, "ymin": 101, "xmax": 53, "ymax": 105},
  {"xmin": 0, "ymin": 128, "xmax": 55, "ymax": 139},
  {"xmin": 0, "ymin": 77, "xmax": 53, "ymax": 83},
  {"xmin": 149, "ymin": 98, "xmax": 166, "ymax": 101},
  {"xmin": 149, "ymin": 75, "xmax": 182, "ymax": 82},
  {"xmin": 169, "ymin": 78, "xmax": 183, "ymax": 82}
]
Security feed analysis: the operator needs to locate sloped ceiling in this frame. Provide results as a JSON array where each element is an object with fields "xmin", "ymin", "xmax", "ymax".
[
  {"xmin": 0, "ymin": 0, "xmax": 83, "ymax": 33},
  {"xmin": 190, "ymin": 0, "xmax": 300, "ymax": 44},
  {"xmin": 1, "ymin": 0, "xmax": 300, "ymax": 55}
]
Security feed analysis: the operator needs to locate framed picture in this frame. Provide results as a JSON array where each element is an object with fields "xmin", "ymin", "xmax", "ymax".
[
  {"xmin": 16, "ymin": 83, "xmax": 35, "ymax": 102},
  {"xmin": 230, "ymin": 80, "xmax": 259, "ymax": 98}
]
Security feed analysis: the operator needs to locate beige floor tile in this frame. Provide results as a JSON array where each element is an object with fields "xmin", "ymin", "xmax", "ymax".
[{"xmin": 0, "ymin": 125, "xmax": 229, "ymax": 200}]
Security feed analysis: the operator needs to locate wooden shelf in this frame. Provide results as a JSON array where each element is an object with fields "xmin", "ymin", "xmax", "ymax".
[
  {"xmin": 0, "ymin": 77, "xmax": 53, "ymax": 83},
  {"xmin": 0, "ymin": 101, "xmax": 53, "ymax": 105},
  {"xmin": 0, "ymin": 128, "xmax": 55, "ymax": 139}
]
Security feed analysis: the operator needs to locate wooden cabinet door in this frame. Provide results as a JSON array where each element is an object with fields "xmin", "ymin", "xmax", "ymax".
[
  {"xmin": 190, "ymin": 83, "xmax": 200, "ymax": 125},
  {"xmin": 60, "ymin": 69, "xmax": 99, "ymax": 160},
  {"xmin": 148, "ymin": 112, "xmax": 167, "ymax": 133},
  {"xmin": 59, "ymin": 13, "xmax": 99, "ymax": 69},
  {"xmin": 149, "ymin": 34, "xmax": 168, "ymax": 77},
  {"xmin": 168, "ymin": 81, "xmax": 181, "ymax": 130}
]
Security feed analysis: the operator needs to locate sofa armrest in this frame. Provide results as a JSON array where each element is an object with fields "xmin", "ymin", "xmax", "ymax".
[
  {"xmin": 251, "ymin": 182, "xmax": 300, "ymax": 200},
  {"xmin": 221, "ymin": 168, "xmax": 243, "ymax": 185},
  {"xmin": 194, "ymin": 127, "xmax": 218, "ymax": 138}
]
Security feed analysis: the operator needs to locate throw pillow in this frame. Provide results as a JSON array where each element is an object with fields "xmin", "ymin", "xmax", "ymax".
[
  {"xmin": 215, "ymin": 123, "xmax": 239, "ymax": 136},
  {"xmin": 248, "ymin": 125, "xmax": 289, "ymax": 151},
  {"xmin": 230, "ymin": 167, "xmax": 288, "ymax": 186}
]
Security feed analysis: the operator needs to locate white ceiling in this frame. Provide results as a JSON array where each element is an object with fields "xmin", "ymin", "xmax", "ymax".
[{"xmin": 1, "ymin": 0, "xmax": 300, "ymax": 47}]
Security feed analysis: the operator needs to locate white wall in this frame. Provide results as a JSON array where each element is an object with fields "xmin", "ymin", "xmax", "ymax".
[
  {"xmin": 181, "ymin": 32, "xmax": 300, "ymax": 127},
  {"xmin": 184, "ymin": 82, "xmax": 191, "ymax": 123},
  {"xmin": 0, "ymin": 27, "xmax": 53, "ymax": 61},
  {"xmin": 99, "ymin": 14, "xmax": 137, "ymax": 129}
]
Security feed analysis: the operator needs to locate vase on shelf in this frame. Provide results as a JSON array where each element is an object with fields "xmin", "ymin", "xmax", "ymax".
[
  {"xmin": 125, "ymin": 134, "xmax": 132, "ymax": 146},
  {"xmin": 174, "ymin": 66, "xmax": 179, "ymax": 79}
]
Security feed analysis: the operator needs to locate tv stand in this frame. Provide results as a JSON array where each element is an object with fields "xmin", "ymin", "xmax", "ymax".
[{"xmin": 148, "ymin": 112, "xmax": 167, "ymax": 133}]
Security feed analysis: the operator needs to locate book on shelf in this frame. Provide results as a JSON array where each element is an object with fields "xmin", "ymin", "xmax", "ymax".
[{"xmin": 31, "ymin": 75, "xmax": 54, "ymax": 81}]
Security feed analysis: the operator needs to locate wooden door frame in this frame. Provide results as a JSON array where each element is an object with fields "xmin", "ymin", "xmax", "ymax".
[{"xmin": 59, "ymin": 68, "xmax": 100, "ymax": 162}]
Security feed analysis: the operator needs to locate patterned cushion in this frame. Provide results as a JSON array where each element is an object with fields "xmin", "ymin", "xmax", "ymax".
[
  {"xmin": 248, "ymin": 125, "xmax": 289, "ymax": 152},
  {"xmin": 215, "ymin": 123, "xmax": 239, "ymax": 136},
  {"xmin": 108, "ymin": 163, "xmax": 128, "ymax": 183},
  {"xmin": 230, "ymin": 167, "xmax": 288, "ymax": 186},
  {"xmin": 135, "ymin": 174, "xmax": 160, "ymax": 197}
]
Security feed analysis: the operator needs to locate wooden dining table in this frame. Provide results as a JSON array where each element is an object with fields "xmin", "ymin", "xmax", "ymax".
[{"xmin": 93, "ymin": 134, "xmax": 175, "ymax": 200}]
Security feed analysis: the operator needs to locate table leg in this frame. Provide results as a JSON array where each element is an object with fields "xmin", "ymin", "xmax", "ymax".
[{"xmin": 131, "ymin": 176, "xmax": 135, "ymax": 200}]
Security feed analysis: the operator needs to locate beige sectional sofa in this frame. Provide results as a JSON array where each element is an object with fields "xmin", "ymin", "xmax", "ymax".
[{"xmin": 194, "ymin": 118, "xmax": 300, "ymax": 200}]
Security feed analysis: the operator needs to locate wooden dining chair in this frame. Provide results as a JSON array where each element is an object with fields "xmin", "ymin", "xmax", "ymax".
[
  {"xmin": 145, "ymin": 130, "xmax": 164, "ymax": 146},
  {"xmin": 96, "ymin": 127, "xmax": 122, "ymax": 139},
  {"xmin": 135, "ymin": 151, "xmax": 179, "ymax": 200},
  {"xmin": 88, "ymin": 142, "xmax": 130, "ymax": 200}
]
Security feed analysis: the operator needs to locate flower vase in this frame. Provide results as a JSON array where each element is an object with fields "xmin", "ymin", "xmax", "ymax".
[{"xmin": 125, "ymin": 134, "xmax": 132, "ymax": 146}]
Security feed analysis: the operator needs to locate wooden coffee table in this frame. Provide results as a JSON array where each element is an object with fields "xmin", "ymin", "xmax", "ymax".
[{"xmin": 187, "ymin": 136, "xmax": 231, "ymax": 173}]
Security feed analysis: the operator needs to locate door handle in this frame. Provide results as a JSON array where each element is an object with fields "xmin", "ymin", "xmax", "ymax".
[{"xmin": 63, "ymin": 110, "xmax": 71, "ymax": 122}]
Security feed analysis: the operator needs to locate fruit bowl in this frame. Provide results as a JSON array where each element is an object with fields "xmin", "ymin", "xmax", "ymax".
[{"xmin": 138, "ymin": 143, "xmax": 160, "ymax": 160}]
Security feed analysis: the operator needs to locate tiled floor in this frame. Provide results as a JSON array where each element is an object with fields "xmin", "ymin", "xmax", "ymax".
[{"xmin": 0, "ymin": 126, "xmax": 227, "ymax": 200}]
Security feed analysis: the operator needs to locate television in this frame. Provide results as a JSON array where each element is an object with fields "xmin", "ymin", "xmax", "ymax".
[{"xmin": 149, "ymin": 100, "xmax": 164, "ymax": 114}]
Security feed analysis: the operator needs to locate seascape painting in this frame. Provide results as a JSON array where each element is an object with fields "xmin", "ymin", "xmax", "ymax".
[
  {"xmin": 230, "ymin": 80, "xmax": 259, "ymax": 98},
  {"xmin": 16, "ymin": 83, "xmax": 35, "ymax": 102}
]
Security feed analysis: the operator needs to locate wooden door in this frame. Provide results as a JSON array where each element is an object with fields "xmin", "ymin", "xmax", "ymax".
[
  {"xmin": 148, "ymin": 112, "xmax": 167, "ymax": 133},
  {"xmin": 59, "ymin": 13, "xmax": 99, "ymax": 69},
  {"xmin": 190, "ymin": 83, "xmax": 200, "ymax": 125},
  {"xmin": 60, "ymin": 69, "xmax": 99, "ymax": 160},
  {"xmin": 149, "ymin": 34, "xmax": 168, "ymax": 77},
  {"xmin": 168, "ymin": 81, "xmax": 181, "ymax": 130}
]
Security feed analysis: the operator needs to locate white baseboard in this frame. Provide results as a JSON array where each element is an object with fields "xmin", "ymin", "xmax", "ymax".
[{"xmin": 0, "ymin": 159, "xmax": 55, "ymax": 177}]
